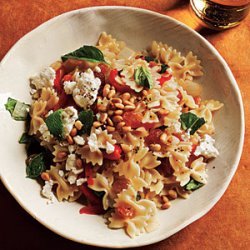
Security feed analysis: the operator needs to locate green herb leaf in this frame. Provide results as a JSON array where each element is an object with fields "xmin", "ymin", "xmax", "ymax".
[
  {"xmin": 45, "ymin": 109, "xmax": 64, "ymax": 139},
  {"xmin": 5, "ymin": 97, "xmax": 30, "ymax": 121},
  {"xmin": 180, "ymin": 112, "xmax": 205, "ymax": 135},
  {"xmin": 159, "ymin": 64, "xmax": 168, "ymax": 74},
  {"xmin": 61, "ymin": 45, "xmax": 106, "ymax": 63},
  {"xmin": 78, "ymin": 110, "xmax": 94, "ymax": 135},
  {"xmin": 134, "ymin": 66, "xmax": 153, "ymax": 89},
  {"xmin": 19, "ymin": 132, "xmax": 34, "ymax": 144},
  {"xmin": 144, "ymin": 56, "xmax": 156, "ymax": 62},
  {"xmin": 26, "ymin": 153, "xmax": 46, "ymax": 179},
  {"xmin": 93, "ymin": 191, "xmax": 105, "ymax": 198},
  {"xmin": 185, "ymin": 179, "xmax": 204, "ymax": 191}
]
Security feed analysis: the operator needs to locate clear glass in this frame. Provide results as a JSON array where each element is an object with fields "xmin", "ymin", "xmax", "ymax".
[{"xmin": 190, "ymin": 0, "xmax": 250, "ymax": 30}]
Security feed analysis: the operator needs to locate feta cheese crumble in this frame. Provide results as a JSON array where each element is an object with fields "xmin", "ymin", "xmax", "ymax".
[
  {"xmin": 41, "ymin": 180, "xmax": 56, "ymax": 202},
  {"xmin": 194, "ymin": 134, "xmax": 219, "ymax": 158},
  {"xmin": 62, "ymin": 106, "xmax": 78, "ymax": 136}
]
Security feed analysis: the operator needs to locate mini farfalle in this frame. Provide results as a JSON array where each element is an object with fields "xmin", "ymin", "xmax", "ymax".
[
  {"xmin": 201, "ymin": 99, "xmax": 224, "ymax": 111},
  {"xmin": 108, "ymin": 186, "xmax": 158, "ymax": 238},
  {"xmin": 52, "ymin": 145, "xmax": 69, "ymax": 162},
  {"xmin": 29, "ymin": 100, "xmax": 47, "ymax": 135},
  {"xmin": 189, "ymin": 157, "xmax": 208, "ymax": 184},
  {"xmin": 78, "ymin": 145, "xmax": 103, "ymax": 166},
  {"xmin": 40, "ymin": 87, "xmax": 59, "ymax": 111}
]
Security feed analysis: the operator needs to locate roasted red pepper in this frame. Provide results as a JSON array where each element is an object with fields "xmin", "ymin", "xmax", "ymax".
[
  {"xmin": 108, "ymin": 69, "xmax": 131, "ymax": 93},
  {"xmin": 157, "ymin": 74, "xmax": 172, "ymax": 86},
  {"xmin": 85, "ymin": 163, "xmax": 94, "ymax": 186},
  {"xmin": 103, "ymin": 145, "xmax": 122, "ymax": 160}
]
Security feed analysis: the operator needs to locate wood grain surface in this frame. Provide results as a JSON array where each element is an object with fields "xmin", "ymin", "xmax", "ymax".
[{"xmin": 0, "ymin": 1, "xmax": 249, "ymax": 249}]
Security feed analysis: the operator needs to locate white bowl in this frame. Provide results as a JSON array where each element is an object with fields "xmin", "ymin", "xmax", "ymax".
[{"xmin": 0, "ymin": 6, "xmax": 244, "ymax": 248}]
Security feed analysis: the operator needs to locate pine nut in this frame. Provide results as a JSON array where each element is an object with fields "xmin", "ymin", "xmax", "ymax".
[
  {"xmin": 129, "ymin": 97, "xmax": 136, "ymax": 103},
  {"xmin": 66, "ymin": 135, "xmax": 74, "ymax": 145},
  {"xmin": 107, "ymin": 126, "xmax": 115, "ymax": 132},
  {"xmin": 114, "ymin": 103, "xmax": 124, "ymax": 109},
  {"xmin": 103, "ymin": 84, "xmax": 110, "ymax": 97},
  {"xmin": 122, "ymin": 126, "xmax": 132, "ymax": 132},
  {"xmin": 70, "ymin": 128, "xmax": 77, "ymax": 137},
  {"xmin": 57, "ymin": 151, "xmax": 68, "ymax": 159},
  {"xmin": 122, "ymin": 92, "xmax": 131, "ymax": 101},
  {"xmin": 108, "ymin": 110, "xmax": 114, "ymax": 116},
  {"xmin": 76, "ymin": 158, "xmax": 83, "ymax": 169},
  {"xmin": 41, "ymin": 172, "xmax": 50, "ymax": 181},
  {"xmin": 97, "ymin": 104, "xmax": 107, "ymax": 112},
  {"xmin": 161, "ymin": 202, "xmax": 171, "ymax": 209},
  {"xmin": 142, "ymin": 90, "xmax": 148, "ymax": 96},
  {"xmin": 124, "ymin": 105, "xmax": 135, "ymax": 111},
  {"xmin": 111, "ymin": 98, "xmax": 122, "ymax": 104},
  {"xmin": 150, "ymin": 143, "xmax": 161, "ymax": 152},
  {"xmin": 168, "ymin": 190, "xmax": 177, "ymax": 199},
  {"xmin": 93, "ymin": 121, "xmax": 102, "ymax": 128},
  {"xmin": 75, "ymin": 120, "xmax": 83, "ymax": 130},
  {"xmin": 107, "ymin": 117, "xmax": 114, "ymax": 126},
  {"xmin": 100, "ymin": 113, "xmax": 108, "ymax": 123},
  {"xmin": 114, "ymin": 109, "xmax": 123, "ymax": 115},
  {"xmin": 123, "ymin": 100, "xmax": 134, "ymax": 106},
  {"xmin": 117, "ymin": 121, "xmax": 126, "ymax": 129},
  {"xmin": 112, "ymin": 115, "xmax": 123, "ymax": 123},
  {"xmin": 108, "ymin": 90, "xmax": 116, "ymax": 99}
]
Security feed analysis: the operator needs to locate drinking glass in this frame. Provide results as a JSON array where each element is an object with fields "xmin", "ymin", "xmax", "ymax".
[{"xmin": 190, "ymin": 0, "xmax": 250, "ymax": 30}]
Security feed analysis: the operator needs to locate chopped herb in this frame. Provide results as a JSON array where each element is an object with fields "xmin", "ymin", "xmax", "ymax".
[
  {"xmin": 180, "ymin": 112, "xmax": 205, "ymax": 135},
  {"xmin": 144, "ymin": 56, "xmax": 156, "ymax": 62},
  {"xmin": 19, "ymin": 132, "xmax": 34, "ymax": 144},
  {"xmin": 26, "ymin": 153, "xmax": 46, "ymax": 179},
  {"xmin": 185, "ymin": 179, "xmax": 204, "ymax": 191},
  {"xmin": 159, "ymin": 64, "xmax": 168, "ymax": 74},
  {"xmin": 93, "ymin": 191, "xmax": 105, "ymax": 198},
  {"xmin": 62, "ymin": 45, "xmax": 106, "ymax": 63},
  {"xmin": 78, "ymin": 110, "xmax": 94, "ymax": 135},
  {"xmin": 5, "ymin": 97, "xmax": 30, "ymax": 121},
  {"xmin": 45, "ymin": 109, "xmax": 64, "ymax": 139},
  {"xmin": 134, "ymin": 66, "xmax": 153, "ymax": 89}
]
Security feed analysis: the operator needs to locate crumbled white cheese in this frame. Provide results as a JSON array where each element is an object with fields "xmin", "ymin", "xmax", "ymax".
[
  {"xmin": 72, "ymin": 168, "xmax": 84, "ymax": 175},
  {"xmin": 38, "ymin": 123, "xmax": 53, "ymax": 142},
  {"xmin": 30, "ymin": 67, "xmax": 56, "ymax": 90},
  {"xmin": 67, "ymin": 172, "xmax": 77, "ymax": 184},
  {"xmin": 62, "ymin": 106, "xmax": 78, "ymax": 136},
  {"xmin": 76, "ymin": 178, "xmax": 87, "ymax": 186},
  {"xmin": 73, "ymin": 135, "xmax": 85, "ymax": 145},
  {"xmin": 68, "ymin": 145, "xmax": 76, "ymax": 154},
  {"xmin": 64, "ymin": 81, "xmax": 77, "ymax": 94},
  {"xmin": 96, "ymin": 113, "xmax": 101, "ymax": 121},
  {"xmin": 65, "ymin": 153, "xmax": 76, "ymax": 171},
  {"xmin": 94, "ymin": 66, "xmax": 101, "ymax": 73},
  {"xmin": 88, "ymin": 133, "xmax": 99, "ymax": 152},
  {"xmin": 41, "ymin": 180, "xmax": 55, "ymax": 201},
  {"xmin": 167, "ymin": 122, "xmax": 182, "ymax": 134},
  {"xmin": 72, "ymin": 69, "xmax": 101, "ymax": 109},
  {"xmin": 58, "ymin": 170, "xmax": 64, "ymax": 177},
  {"xmin": 106, "ymin": 141, "xmax": 115, "ymax": 154},
  {"xmin": 194, "ymin": 134, "xmax": 219, "ymax": 158}
]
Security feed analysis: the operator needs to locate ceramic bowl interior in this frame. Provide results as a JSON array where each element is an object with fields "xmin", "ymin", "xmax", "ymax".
[{"xmin": 0, "ymin": 6, "xmax": 244, "ymax": 248}]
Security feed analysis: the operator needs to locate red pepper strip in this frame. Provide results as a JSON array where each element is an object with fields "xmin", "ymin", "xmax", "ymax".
[
  {"xmin": 79, "ymin": 205, "xmax": 104, "ymax": 215},
  {"xmin": 103, "ymin": 145, "xmax": 122, "ymax": 160},
  {"xmin": 177, "ymin": 90, "xmax": 183, "ymax": 102},
  {"xmin": 80, "ymin": 184, "xmax": 100, "ymax": 205},
  {"xmin": 62, "ymin": 74, "xmax": 73, "ymax": 82},
  {"xmin": 85, "ymin": 163, "xmax": 94, "ymax": 186},
  {"xmin": 99, "ymin": 63, "xmax": 109, "ymax": 75},
  {"xmin": 54, "ymin": 67, "xmax": 65, "ymax": 94},
  {"xmin": 108, "ymin": 69, "xmax": 131, "ymax": 93},
  {"xmin": 157, "ymin": 74, "xmax": 172, "ymax": 86}
]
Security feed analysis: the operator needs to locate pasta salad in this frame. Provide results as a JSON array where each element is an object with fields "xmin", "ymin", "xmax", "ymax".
[{"xmin": 5, "ymin": 32, "xmax": 223, "ymax": 238}]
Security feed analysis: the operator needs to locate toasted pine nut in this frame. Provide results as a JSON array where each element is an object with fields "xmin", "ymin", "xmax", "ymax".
[
  {"xmin": 161, "ymin": 202, "xmax": 171, "ymax": 209},
  {"xmin": 41, "ymin": 172, "xmax": 50, "ymax": 181},
  {"xmin": 122, "ymin": 126, "xmax": 132, "ymax": 132},
  {"xmin": 150, "ymin": 143, "xmax": 161, "ymax": 152},
  {"xmin": 70, "ymin": 128, "xmax": 77, "ymax": 137},
  {"xmin": 114, "ymin": 103, "xmax": 124, "ymax": 109},
  {"xmin": 168, "ymin": 190, "xmax": 177, "ymax": 199},
  {"xmin": 57, "ymin": 151, "xmax": 68, "ymax": 159},
  {"xmin": 114, "ymin": 109, "xmax": 123, "ymax": 115},
  {"xmin": 107, "ymin": 126, "xmax": 115, "ymax": 132},
  {"xmin": 107, "ymin": 117, "xmax": 114, "ymax": 126},
  {"xmin": 93, "ymin": 121, "xmax": 102, "ymax": 128},
  {"xmin": 162, "ymin": 196, "xmax": 169, "ymax": 203},
  {"xmin": 123, "ymin": 100, "xmax": 134, "ymax": 106},
  {"xmin": 100, "ymin": 113, "xmax": 108, "ymax": 123},
  {"xmin": 142, "ymin": 90, "xmax": 148, "ymax": 96},
  {"xmin": 97, "ymin": 105, "xmax": 107, "ymax": 112},
  {"xmin": 124, "ymin": 105, "xmax": 135, "ymax": 111},
  {"xmin": 112, "ymin": 115, "xmax": 123, "ymax": 123},
  {"xmin": 76, "ymin": 158, "xmax": 83, "ymax": 169},
  {"xmin": 108, "ymin": 110, "xmax": 114, "ymax": 116},
  {"xmin": 117, "ymin": 121, "xmax": 126, "ymax": 129},
  {"xmin": 103, "ymin": 84, "xmax": 110, "ymax": 97},
  {"xmin": 160, "ymin": 133, "xmax": 168, "ymax": 144},
  {"xmin": 107, "ymin": 90, "xmax": 116, "ymax": 99},
  {"xmin": 122, "ymin": 92, "xmax": 131, "ymax": 101},
  {"xmin": 75, "ymin": 120, "xmax": 83, "ymax": 130},
  {"xmin": 129, "ymin": 97, "xmax": 136, "ymax": 103},
  {"xmin": 111, "ymin": 97, "xmax": 122, "ymax": 104},
  {"xmin": 66, "ymin": 135, "xmax": 74, "ymax": 145}
]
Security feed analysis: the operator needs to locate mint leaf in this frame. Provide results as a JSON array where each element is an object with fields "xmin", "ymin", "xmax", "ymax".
[
  {"xmin": 180, "ymin": 112, "xmax": 205, "ymax": 135},
  {"xmin": 159, "ymin": 64, "xmax": 168, "ymax": 74},
  {"xmin": 45, "ymin": 109, "xmax": 64, "ymax": 139},
  {"xmin": 134, "ymin": 66, "xmax": 153, "ymax": 89},
  {"xmin": 26, "ymin": 153, "xmax": 46, "ymax": 179},
  {"xmin": 78, "ymin": 110, "xmax": 94, "ymax": 135},
  {"xmin": 5, "ymin": 97, "xmax": 30, "ymax": 121},
  {"xmin": 144, "ymin": 56, "xmax": 156, "ymax": 62},
  {"xmin": 19, "ymin": 132, "xmax": 34, "ymax": 144},
  {"xmin": 62, "ymin": 45, "xmax": 106, "ymax": 63},
  {"xmin": 185, "ymin": 179, "xmax": 204, "ymax": 191}
]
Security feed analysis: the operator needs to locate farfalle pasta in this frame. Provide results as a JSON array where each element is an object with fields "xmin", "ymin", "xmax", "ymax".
[{"xmin": 9, "ymin": 32, "xmax": 223, "ymax": 238}]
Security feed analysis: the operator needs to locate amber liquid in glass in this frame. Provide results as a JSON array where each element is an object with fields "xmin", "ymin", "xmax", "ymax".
[{"xmin": 190, "ymin": 0, "xmax": 250, "ymax": 29}]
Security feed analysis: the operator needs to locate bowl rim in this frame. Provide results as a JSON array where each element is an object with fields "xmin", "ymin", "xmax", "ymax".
[{"xmin": 0, "ymin": 5, "xmax": 245, "ymax": 248}]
